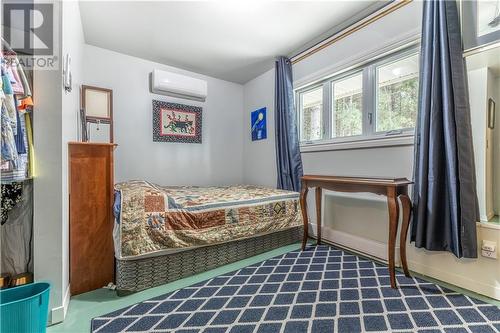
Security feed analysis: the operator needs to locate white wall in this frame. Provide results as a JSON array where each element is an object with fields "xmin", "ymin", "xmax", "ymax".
[
  {"xmin": 468, "ymin": 67, "xmax": 499, "ymax": 221},
  {"xmin": 469, "ymin": 68, "xmax": 489, "ymax": 221},
  {"xmin": 243, "ymin": 69, "xmax": 277, "ymax": 187},
  {"xmin": 494, "ymin": 76, "xmax": 500, "ymax": 215},
  {"xmin": 33, "ymin": 0, "xmax": 83, "ymax": 324},
  {"xmin": 33, "ymin": 51, "xmax": 65, "ymax": 324},
  {"xmin": 33, "ymin": 0, "xmax": 63, "ymax": 325},
  {"xmin": 486, "ymin": 69, "xmax": 497, "ymax": 220},
  {"xmin": 60, "ymin": 0, "xmax": 85, "ymax": 322},
  {"xmin": 242, "ymin": 1, "xmax": 500, "ymax": 300},
  {"xmin": 83, "ymin": 45, "xmax": 244, "ymax": 186}
]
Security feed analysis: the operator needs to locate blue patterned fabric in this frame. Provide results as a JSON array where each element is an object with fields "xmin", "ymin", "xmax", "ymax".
[{"xmin": 92, "ymin": 245, "xmax": 500, "ymax": 332}]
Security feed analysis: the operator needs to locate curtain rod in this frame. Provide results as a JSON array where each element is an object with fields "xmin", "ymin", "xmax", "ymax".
[{"xmin": 291, "ymin": 0, "xmax": 413, "ymax": 65}]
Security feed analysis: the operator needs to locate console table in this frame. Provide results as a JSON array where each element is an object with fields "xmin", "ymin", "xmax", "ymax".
[{"xmin": 300, "ymin": 175, "xmax": 413, "ymax": 289}]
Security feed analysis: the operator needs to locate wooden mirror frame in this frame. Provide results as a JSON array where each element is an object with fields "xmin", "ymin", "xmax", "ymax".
[{"xmin": 81, "ymin": 85, "xmax": 114, "ymax": 143}]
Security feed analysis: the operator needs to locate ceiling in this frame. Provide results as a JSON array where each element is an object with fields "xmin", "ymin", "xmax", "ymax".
[{"xmin": 79, "ymin": 1, "xmax": 380, "ymax": 84}]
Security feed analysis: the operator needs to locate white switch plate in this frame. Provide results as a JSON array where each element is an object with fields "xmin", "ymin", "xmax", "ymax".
[
  {"xmin": 481, "ymin": 249, "xmax": 497, "ymax": 259},
  {"xmin": 482, "ymin": 240, "xmax": 496, "ymax": 252}
]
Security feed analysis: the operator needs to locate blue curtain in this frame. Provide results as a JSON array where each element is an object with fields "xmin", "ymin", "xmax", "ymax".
[
  {"xmin": 411, "ymin": 0, "xmax": 479, "ymax": 258},
  {"xmin": 275, "ymin": 57, "xmax": 303, "ymax": 192}
]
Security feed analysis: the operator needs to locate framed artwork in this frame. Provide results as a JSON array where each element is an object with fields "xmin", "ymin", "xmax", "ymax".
[
  {"xmin": 462, "ymin": 0, "xmax": 500, "ymax": 51},
  {"xmin": 488, "ymin": 98, "xmax": 496, "ymax": 129},
  {"xmin": 152, "ymin": 100, "xmax": 202, "ymax": 143},
  {"xmin": 251, "ymin": 107, "xmax": 267, "ymax": 141}
]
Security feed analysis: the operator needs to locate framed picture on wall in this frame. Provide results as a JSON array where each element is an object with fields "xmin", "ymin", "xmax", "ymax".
[
  {"xmin": 462, "ymin": 0, "xmax": 500, "ymax": 52},
  {"xmin": 152, "ymin": 100, "xmax": 202, "ymax": 143},
  {"xmin": 251, "ymin": 107, "xmax": 267, "ymax": 141}
]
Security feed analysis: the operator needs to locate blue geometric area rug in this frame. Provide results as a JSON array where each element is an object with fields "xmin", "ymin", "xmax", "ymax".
[{"xmin": 92, "ymin": 245, "xmax": 500, "ymax": 333}]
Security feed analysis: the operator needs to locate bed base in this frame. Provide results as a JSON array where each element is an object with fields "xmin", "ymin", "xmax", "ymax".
[{"xmin": 115, "ymin": 226, "xmax": 303, "ymax": 295}]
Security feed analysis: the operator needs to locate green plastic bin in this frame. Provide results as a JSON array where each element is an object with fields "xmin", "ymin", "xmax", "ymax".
[{"xmin": 0, "ymin": 282, "xmax": 50, "ymax": 333}]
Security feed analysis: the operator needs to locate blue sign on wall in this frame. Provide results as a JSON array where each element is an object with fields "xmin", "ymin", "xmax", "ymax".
[{"xmin": 251, "ymin": 107, "xmax": 267, "ymax": 141}]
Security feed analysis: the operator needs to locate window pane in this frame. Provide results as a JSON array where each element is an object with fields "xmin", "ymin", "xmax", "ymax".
[
  {"xmin": 332, "ymin": 73, "xmax": 363, "ymax": 138},
  {"xmin": 300, "ymin": 87, "xmax": 323, "ymax": 141},
  {"xmin": 376, "ymin": 53, "xmax": 419, "ymax": 132}
]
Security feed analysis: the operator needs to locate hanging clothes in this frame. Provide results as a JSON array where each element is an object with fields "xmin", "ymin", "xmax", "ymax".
[
  {"xmin": 0, "ymin": 47, "xmax": 33, "ymax": 183},
  {"xmin": 5, "ymin": 53, "xmax": 32, "ymax": 98},
  {"xmin": 14, "ymin": 96, "xmax": 26, "ymax": 154},
  {"xmin": 1, "ymin": 110, "xmax": 28, "ymax": 182},
  {"xmin": 5, "ymin": 62, "xmax": 24, "ymax": 95},
  {"xmin": 1, "ymin": 67, "xmax": 17, "ymax": 131},
  {"xmin": 1, "ymin": 183, "xmax": 23, "ymax": 225},
  {"xmin": 15, "ymin": 58, "xmax": 31, "ymax": 97},
  {"xmin": 1, "ymin": 181, "xmax": 33, "ymax": 275},
  {"xmin": 17, "ymin": 96, "xmax": 33, "ymax": 112},
  {"xmin": 1, "ymin": 41, "xmax": 34, "ymax": 279},
  {"xmin": 1, "ymin": 105, "xmax": 18, "ymax": 166},
  {"xmin": 25, "ymin": 113, "xmax": 34, "ymax": 178}
]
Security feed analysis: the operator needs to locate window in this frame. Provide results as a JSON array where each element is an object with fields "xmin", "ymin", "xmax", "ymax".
[
  {"xmin": 376, "ymin": 53, "xmax": 419, "ymax": 132},
  {"xmin": 299, "ymin": 86, "xmax": 323, "ymax": 141},
  {"xmin": 332, "ymin": 72, "xmax": 363, "ymax": 138},
  {"xmin": 297, "ymin": 46, "xmax": 419, "ymax": 146}
]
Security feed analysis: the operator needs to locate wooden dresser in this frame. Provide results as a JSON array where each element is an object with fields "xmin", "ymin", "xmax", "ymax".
[{"xmin": 69, "ymin": 142, "xmax": 116, "ymax": 295}]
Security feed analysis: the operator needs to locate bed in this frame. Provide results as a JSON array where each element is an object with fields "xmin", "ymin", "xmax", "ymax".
[{"xmin": 113, "ymin": 181, "xmax": 303, "ymax": 294}]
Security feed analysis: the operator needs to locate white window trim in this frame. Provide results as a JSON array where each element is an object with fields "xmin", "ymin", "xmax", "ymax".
[
  {"xmin": 300, "ymin": 132, "xmax": 414, "ymax": 153},
  {"xmin": 296, "ymin": 43, "xmax": 420, "ymax": 151}
]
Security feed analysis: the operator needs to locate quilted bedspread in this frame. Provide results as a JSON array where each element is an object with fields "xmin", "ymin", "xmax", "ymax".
[{"xmin": 114, "ymin": 181, "xmax": 303, "ymax": 260}]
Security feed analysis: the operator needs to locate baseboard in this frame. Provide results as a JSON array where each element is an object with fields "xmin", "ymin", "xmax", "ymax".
[
  {"xmin": 50, "ymin": 284, "xmax": 70, "ymax": 325},
  {"xmin": 408, "ymin": 259, "xmax": 500, "ymax": 301},
  {"xmin": 308, "ymin": 223, "xmax": 400, "ymax": 265}
]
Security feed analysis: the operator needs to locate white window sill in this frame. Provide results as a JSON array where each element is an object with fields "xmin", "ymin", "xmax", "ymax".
[
  {"xmin": 300, "ymin": 134, "xmax": 414, "ymax": 153},
  {"xmin": 477, "ymin": 221, "xmax": 500, "ymax": 230}
]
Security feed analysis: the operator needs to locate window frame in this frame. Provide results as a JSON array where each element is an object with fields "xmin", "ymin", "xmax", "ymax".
[
  {"xmin": 296, "ymin": 45, "xmax": 419, "ymax": 148},
  {"xmin": 297, "ymin": 83, "xmax": 325, "ymax": 143},
  {"xmin": 372, "ymin": 48, "xmax": 420, "ymax": 136},
  {"xmin": 330, "ymin": 69, "xmax": 364, "ymax": 140}
]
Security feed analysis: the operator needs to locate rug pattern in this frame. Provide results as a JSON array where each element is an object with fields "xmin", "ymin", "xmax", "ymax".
[{"xmin": 92, "ymin": 245, "xmax": 500, "ymax": 333}]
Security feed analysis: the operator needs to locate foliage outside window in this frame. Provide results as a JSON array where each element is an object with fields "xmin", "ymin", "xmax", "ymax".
[
  {"xmin": 297, "ymin": 47, "xmax": 419, "ymax": 145},
  {"xmin": 332, "ymin": 73, "xmax": 363, "ymax": 138},
  {"xmin": 376, "ymin": 53, "xmax": 419, "ymax": 132},
  {"xmin": 299, "ymin": 87, "xmax": 323, "ymax": 141}
]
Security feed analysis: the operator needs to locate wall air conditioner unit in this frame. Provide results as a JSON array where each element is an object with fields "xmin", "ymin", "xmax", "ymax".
[{"xmin": 151, "ymin": 69, "xmax": 207, "ymax": 102}]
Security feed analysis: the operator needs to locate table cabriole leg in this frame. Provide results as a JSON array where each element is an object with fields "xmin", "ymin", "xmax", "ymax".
[
  {"xmin": 387, "ymin": 189, "xmax": 399, "ymax": 289},
  {"xmin": 300, "ymin": 183, "xmax": 309, "ymax": 251},
  {"xmin": 399, "ymin": 194, "xmax": 412, "ymax": 277},
  {"xmin": 316, "ymin": 187, "xmax": 322, "ymax": 245}
]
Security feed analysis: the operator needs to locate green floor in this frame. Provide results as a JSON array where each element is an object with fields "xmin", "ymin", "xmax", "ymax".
[{"xmin": 48, "ymin": 242, "xmax": 500, "ymax": 333}]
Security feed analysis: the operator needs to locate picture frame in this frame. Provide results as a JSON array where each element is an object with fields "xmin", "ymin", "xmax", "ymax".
[
  {"xmin": 251, "ymin": 107, "xmax": 267, "ymax": 141},
  {"xmin": 81, "ymin": 85, "xmax": 113, "ymax": 143},
  {"xmin": 152, "ymin": 100, "xmax": 202, "ymax": 143},
  {"xmin": 488, "ymin": 98, "xmax": 496, "ymax": 129},
  {"xmin": 461, "ymin": 0, "xmax": 500, "ymax": 52}
]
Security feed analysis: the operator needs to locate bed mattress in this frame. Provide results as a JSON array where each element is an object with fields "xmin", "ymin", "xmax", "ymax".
[{"xmin": 113, "ymin": 181, "xmax": 303, "ymax": 260}]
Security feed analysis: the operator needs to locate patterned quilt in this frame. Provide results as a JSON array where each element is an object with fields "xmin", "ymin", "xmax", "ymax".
[{"xmin": 114, "ymin": 181, "xmax": 303, "ymax": 260}]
